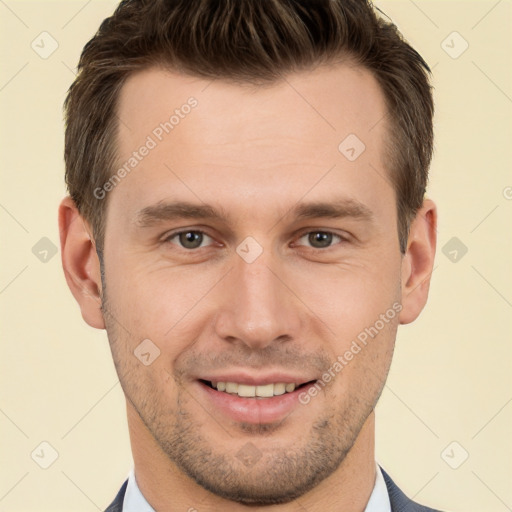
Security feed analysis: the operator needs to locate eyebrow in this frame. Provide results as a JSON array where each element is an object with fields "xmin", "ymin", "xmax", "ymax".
[
  {"xmin": 135, "ymin": 202, "xmax": 229, "ymax": 228},
  {"xmin": 134, "ymin": 198, "xmax": 374, "ymax": 228},
  {"xmin": 293, "ymin": 200, "xmax": 374, "ymax": 222}
]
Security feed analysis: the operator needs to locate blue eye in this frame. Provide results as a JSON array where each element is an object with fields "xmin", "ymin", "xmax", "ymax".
[
  {"xmin": 296, "ymin": 231, "xmax": 344, "ymax": 249},
  {"xmin": 166, "ymin": 230, "xmax": 213, "ymax": 249}
]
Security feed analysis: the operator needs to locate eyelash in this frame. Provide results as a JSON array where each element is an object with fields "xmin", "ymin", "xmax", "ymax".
[{"xmin": 162, "ymin": 229, "xmax": 348, "ymax": 251}]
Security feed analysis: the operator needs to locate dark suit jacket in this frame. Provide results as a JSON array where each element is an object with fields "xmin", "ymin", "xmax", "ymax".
[{"xmin": 105, "ymin": 467, "xmax": 443, "ymax": 511}]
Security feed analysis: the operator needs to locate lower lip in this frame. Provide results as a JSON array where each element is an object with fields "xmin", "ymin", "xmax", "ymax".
[{"xmin": 196, "ymin": 380, "xmax": 317, "ymax": 424}]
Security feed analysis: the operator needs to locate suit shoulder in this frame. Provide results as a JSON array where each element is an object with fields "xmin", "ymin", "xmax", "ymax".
[
  {"xmin": 104, "ymin": 478, "xmax": 128, "ymax": 512},
  {"xmin": 380, "ymin": 467, "xmax": 445, "ymax": 512}
]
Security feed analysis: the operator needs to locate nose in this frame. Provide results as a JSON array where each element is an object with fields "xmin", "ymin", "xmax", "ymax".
[{"xmin": 213, "ymin": 247, "xmax": 303, "ymax": 350}]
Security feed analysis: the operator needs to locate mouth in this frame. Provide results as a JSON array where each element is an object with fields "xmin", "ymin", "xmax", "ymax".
[
  {"xmin": 196, "ymin": 378, "xmax": 319, "ymax": 424},
  {"xmin": 193, "ymin": 368, "xmax": 322, "ymax": 425},
  {"xmin": 199, "ymin": 379, "xmax": 317, "ymax": 399},
  {"xmin": 195, "ymin": 379, "xmax": 320, "ymax": 426}
]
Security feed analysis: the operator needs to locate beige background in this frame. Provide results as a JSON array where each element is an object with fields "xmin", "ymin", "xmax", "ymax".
[{"xmin": 1, "ymin": 1, "xmax": 511, "ymax": 511}]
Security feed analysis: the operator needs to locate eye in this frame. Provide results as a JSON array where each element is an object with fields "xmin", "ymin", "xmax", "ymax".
[
  {"xmin": 295, "ymin": 231, "xmax": 346, "ymax": 249},
  {"xmin": 164, "ymin": 230, "xmax": 214, "ymax": 250}
]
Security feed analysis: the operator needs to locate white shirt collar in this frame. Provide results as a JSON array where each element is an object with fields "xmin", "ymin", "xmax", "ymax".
[
  {"xmin": 122, "ymin": 463, "xmax": 390, "ymax": 512},
  {"xmin": 365, "ymin": 463, "xmax": 392, "ymax": 512},
  {"xmin": 123, "ymin": 467, "xmax": 155, "ymax": 512}
]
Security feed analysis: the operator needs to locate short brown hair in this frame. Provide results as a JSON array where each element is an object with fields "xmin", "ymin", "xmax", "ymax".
[{"xmin": 64, "ymin": 0, "xmax": 434, "ymax": 254}]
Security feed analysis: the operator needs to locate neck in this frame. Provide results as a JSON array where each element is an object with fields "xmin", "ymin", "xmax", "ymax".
[{"xmin": 127, "ymin": 400, "xmax": 377, "ymax": 512}]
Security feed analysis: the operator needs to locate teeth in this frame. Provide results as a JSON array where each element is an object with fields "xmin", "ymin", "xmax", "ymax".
[
  {"xmin": 211, "ymin": 381, "xmax": 302, "ymax": 397},
  {"xmin": 273, "ymin": 383, "xmax": 286, "ymax": 395},
  {"xmin": 225, "ymin": 382, "xmax": 238, "ymax": 393},
  {"xmin": 238, "ymin": 384, "xmax": 255, "ymax": 397},
  {"xmin": 256, "ymin": 383, "xmax": 274, "ymax": 397}
]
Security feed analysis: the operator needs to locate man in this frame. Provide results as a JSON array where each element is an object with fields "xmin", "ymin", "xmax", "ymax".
[{"xmin": 58, "ymin": 0, "xmax": 442, "ymax": 510}]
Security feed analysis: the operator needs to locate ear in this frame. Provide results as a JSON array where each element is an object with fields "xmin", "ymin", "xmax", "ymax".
[
  {"xmin": 58, "ymin": 196, "xmax": 105, "ymax": 329},
  {"xmin": 399, "ymin": 198, "xmax": 437, "ymax": 325}
]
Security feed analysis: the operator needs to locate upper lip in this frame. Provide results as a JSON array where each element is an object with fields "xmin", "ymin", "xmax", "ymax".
[{"xmin": 197, "ymin": 372, "xmax": 318, "ymax": 386}]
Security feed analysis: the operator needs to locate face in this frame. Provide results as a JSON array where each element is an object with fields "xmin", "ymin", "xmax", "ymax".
[{"xmin": 98, "ymin": 63, "xmax": 404, "ymax": 504}]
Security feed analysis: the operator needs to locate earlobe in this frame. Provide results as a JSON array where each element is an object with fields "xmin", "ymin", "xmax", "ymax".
[
  {"xmin": 58, "ymin": 196, "xmax": 106, "ymax": 329},
  {"xmin": 399, "ymin": 198, "xmax": 437, "ymax": 325}
]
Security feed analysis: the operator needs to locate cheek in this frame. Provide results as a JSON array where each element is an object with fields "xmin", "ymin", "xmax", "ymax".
[
  {"xmin": 325, "ymin": 316, "xmax": 397, "ymax": 407},
  {"xmin": 289, "ymin": 257, "xmax": 401, "ymax": 338},
  {"xmin": 105, "ymin": 241, "xmax": 401, "ymax": 352},
  {"xmin": 106, "ymin": 259, "xmax": 221, "ymax": 345}
]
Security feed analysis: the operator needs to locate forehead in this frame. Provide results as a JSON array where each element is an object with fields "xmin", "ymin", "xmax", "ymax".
[
  {"xmin": 110, "ymin": 63, "xmax": 392, "ymax": 225},
  {"xmin": 117, "ymin": 62, "xmax": 387, "ymax": 148}
]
